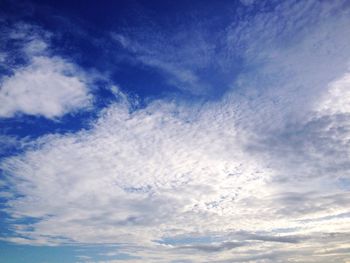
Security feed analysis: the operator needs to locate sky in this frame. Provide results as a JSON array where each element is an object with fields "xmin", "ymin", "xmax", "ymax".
[{"xmin": 0, "ymin": 0, "xmax": 350, "ymax": 262}]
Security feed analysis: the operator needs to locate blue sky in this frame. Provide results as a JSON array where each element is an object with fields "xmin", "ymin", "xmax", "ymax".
[{"xmin": 1, "ymin": 0, "xmax": 350, "ymax": 262}]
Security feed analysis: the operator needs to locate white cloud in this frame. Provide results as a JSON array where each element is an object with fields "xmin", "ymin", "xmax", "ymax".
[
  {"xmin": 0, "ymin": 24, "xmax": 92, "ymax": 119},
  {"xmin": 1, "ymin": 99, "xmax": 270, "ymax": 240},
  {"xmin": 0, "ymin": 55, "xmax": 92, "ymax": 118},
  {"xmin": 317, "ymin": 72, "xmax": 350, "ymax": 115},
  {"xmin": 2, "ymin": 79, "xmax": 350, "ymax": 261},
  {"xmin": 23, "ymin": 39, "xmax": 48, "ymax": 56}
]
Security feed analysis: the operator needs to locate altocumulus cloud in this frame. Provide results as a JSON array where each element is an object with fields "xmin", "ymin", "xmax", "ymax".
[{"xmin": 1, "ymin": 0, "xmax": 350, "ymax": 262}]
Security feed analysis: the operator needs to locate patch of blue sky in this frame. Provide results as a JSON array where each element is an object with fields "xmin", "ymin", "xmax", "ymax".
[
  {"xmin": 0, "ymin": 0, "xmax": 288, "ymax": 118},
  {"xmin": 338, "ymin": 178, "xmax": 350, "ymax": 191},
  {"xmin": 0, "ymin": 215, "xmax": 41, "ymax": 239},
  {"xmin": 1, "ymin": 0, "xmax": 269, "ymax": 101},
  {"xmin": 1, "ymin": 0, "xmax": 235, "ymax": 145},
  {"xmin": 0, "ymin": 242, "xmax": 78, "ymax": 263},
  {"xmin": 0, "ymin": 242, "xmax": 137, "ymax": 263},
  {"xmin": 0, "ymin": 210, "xmax": 12, "ymax": 238}
]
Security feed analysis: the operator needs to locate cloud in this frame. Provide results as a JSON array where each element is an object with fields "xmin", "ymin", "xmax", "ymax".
[
  {"xmin": 0, "ymin": 24, "xmax": 92, "ymax": 119},
  {"xmin": 178, "ymin": 241, "xmax": 245, "ymax": 253},
  {"xmin": 1, "ymin": 99, "xmax": 268, "ymax": 243},
  {"xmin": 317, "ymin": 72, "xmax": 350, "ymax": 115},
  {"xmin": 2, "ymin": 81, "xmax": 350, "ymax": 261},
  {"xmin": 0, "ymin": 56, "xmax": 92, "ymax": 118}
]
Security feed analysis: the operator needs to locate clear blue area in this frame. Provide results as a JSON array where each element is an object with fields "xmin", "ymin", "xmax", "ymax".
[
  {"xmin": 0, "ymin": 241, "xmax": 140, "ymax": 262},
  {"xmin": 0, "ymin": 242, "xmax": 79, "ymax": 263}
]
